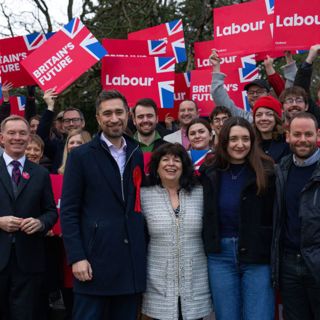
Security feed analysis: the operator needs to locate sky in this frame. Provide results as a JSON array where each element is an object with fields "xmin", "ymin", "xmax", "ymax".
[{"xmin": 0, "ymin": 0, "xmax": 85, "ymax": 38}]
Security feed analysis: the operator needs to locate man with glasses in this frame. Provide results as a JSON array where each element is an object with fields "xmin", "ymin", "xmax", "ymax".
[
  {"xmin": 209, "ymin": 50, "xmax": 271, "ymax": 123},
  {"xmin": 209, "ymin": 106, "xmax": 232, "ymax": 148},
  {"xmin": 279, "ymin": 87, "xmax": 309, "ymax": 127},
  {"xmin": 36, "ymin": 88, "xmax": 86, "ymax": 172}
]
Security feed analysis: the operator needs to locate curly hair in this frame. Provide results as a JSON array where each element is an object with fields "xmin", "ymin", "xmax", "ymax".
[{"xmin": 147, "ymin": 143, "xmax": 197, "ymax": 192}]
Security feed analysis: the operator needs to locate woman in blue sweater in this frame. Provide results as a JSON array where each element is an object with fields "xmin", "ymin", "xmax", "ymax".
[{"xmin": 201, "ymin": 117, "xmax": 276, "ymax": 320}]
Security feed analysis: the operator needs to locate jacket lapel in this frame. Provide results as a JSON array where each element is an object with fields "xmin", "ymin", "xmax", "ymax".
[
  {"xmin": 16, "ymin": 159, "xmax": 33, "ymax": 199},
  {"xmin": 91, "ymin": 138, "xmax": 125, "ymax": 205},
  {"xmin": 0, "ymin": 156, "xmax": 14, "ymax": 200}
]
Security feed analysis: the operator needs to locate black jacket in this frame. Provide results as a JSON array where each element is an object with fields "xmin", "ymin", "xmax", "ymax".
[
  {"xmin": 37, "ymin": 109, "xmax": 65, "ymax": 173},
  {"xmin": 201, "ymin": 163, "xmax": 275, "ymax": 264},
  {"xmin": 271, "ymin": 155, "xmax": 320, "ymax": 287}
]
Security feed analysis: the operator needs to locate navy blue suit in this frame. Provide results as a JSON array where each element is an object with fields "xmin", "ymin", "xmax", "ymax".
[
  {"xmin": 61, "ymin": 134, "xmax": 146, "ymax": 318},
  {"xmin": 0, "ymin": 157, "xmax": 58, "ymax": 319}
]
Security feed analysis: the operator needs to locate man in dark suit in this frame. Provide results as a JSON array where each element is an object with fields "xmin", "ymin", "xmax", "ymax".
[
  {"xmin": 0, "ymin": 115, "xmax": 57, "ymax": 320},
  {"xmin": 61, "ymin": 90, "xmax": 146, "ymax": 320}
]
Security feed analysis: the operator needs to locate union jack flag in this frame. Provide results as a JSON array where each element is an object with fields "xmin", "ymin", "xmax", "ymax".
[
  {"xmin": 166, "ymin": 19, "xmax": 183, "ymax": 36},
  {"xmin": 62, "ymin": 17, "xmax": 84, "ymax": 39},
  {"xmin": 23, "ymin": 32, "xmax": 47, "ymax": 51},
  {"xmin": 242, "ymin": 91, "xmax": 251, "ymax": 112},
  {"xmin": 158, "ymin": 81, "xmax": 174, "ymax": 109},
  {"xmin": 265, "ymin": 0, "xmax": 274, "ymax": 15},
  {"xmin": 171, "ymin": 38, "xmax": 187, "ymax": 63},
  {"xmin": 238, "ymin": 54, "xmax": 259, "ymax": 83},
  {"xmin": 148, "ymin": 40, "xmax": 167, "ymax": 55},
  {"xmin": 155, "ymin": 57, "xmax": 176, "ymax": 73},
  {"xmin": 184, "ymin": 72, "xmax": 191, "ymax": 88},
  {"xmin": 191, "ymin": 150, "xmax": 210, "ymax": 171},
  {"xmin": 80, "ymin": 33, "xmax": 107, "ymax": 61}
]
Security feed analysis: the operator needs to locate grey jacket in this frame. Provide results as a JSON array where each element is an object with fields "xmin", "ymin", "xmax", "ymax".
[
  {"xmin": 141, "ymin": 185, "xmax": 212, "ymax": 320},
  {"xmin": 210, "ymin": 62, "xmax": 297, "ymax": 123}
]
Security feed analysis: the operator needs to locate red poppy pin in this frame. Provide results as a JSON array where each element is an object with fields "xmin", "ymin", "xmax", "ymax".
[
  {"xmin": 22, "ymin": 172, "xmax": 30, "ymax": 180},
  {"xmin": 133, "ymin": 166, "xmax": 142, "ymax": 213}
]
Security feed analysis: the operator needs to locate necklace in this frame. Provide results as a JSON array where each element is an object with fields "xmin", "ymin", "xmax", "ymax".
[{"xmin": 229, "ymin": 165, "xmax": 246, "ymax": 180}]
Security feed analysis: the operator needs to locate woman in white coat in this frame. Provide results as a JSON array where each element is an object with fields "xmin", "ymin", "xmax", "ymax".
[{"xmin": 141, "ymin": 143, "xmax": 212, "ymax": 320}]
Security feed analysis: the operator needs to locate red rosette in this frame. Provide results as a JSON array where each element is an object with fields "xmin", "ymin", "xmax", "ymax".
[{"xmin": 133, "ymin": 166, "xmax": 142, "ymax": 213}]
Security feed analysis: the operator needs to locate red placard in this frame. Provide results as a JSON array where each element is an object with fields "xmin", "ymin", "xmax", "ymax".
[
  {"xmin": 194, "ymin": 40, "xmax": 241, "ymax": 70},
  {"xmin": 213, "ymin": 0, "xmax": 273, "ymax": 56},
  {"xmin": 190, "ymin": 64, "xmax": 257, "ymax": 117},
  {"xmin": 0, "ymin": 96, "xmax": 26, "ymax": 117},
  {"xmin": 50, "ymin": 174, "xmax": 63, "ymax": 236},
  {"xmin": 101, "ymin": 56, "xmax": 175, "ymax": 111},
  {"xmin": 174, "ymin": 72, "xmax": 190, "ymax": 107},
  {"xmin": 102, "ymin": 38, "xmax": 167, "ymax": 57},
  {"xmin": 0, "ymin": 32, "xmax": 52, "ymax": 87},
  {"xmin": 21, "ymin": 18, "xmax": 107, "ymax": 93},
  {"xmin": 273, "ymin": 0, "xmax": 320, "ymax": 51},
  {"xmin": 128, "ymin": 19, "xmax": 187, "ymax": 63}
]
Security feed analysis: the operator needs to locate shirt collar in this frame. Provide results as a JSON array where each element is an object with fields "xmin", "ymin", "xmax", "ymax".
[
  {"xmin": 3, "ymin": 151, "xmax": 26, "ymax": 168},
  {"xmin": 293, "ymin": 148, "xmax": 320, "ymax": 167},
  {"xmin": 100, "ymin": 133, "xmax": 127, "ymax": 151}
]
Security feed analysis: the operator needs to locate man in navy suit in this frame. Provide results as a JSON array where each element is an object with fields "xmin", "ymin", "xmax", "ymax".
[
  {"xmin": 0, "ymin": 115, "xmax": 57, "ymax": 320},
  {"xmin": 61, "ymin": 90, "xmax": 146, "ymax": 320}
]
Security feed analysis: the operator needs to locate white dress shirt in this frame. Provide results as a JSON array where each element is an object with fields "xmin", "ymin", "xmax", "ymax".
[{"xmin": 100, "ymin": 133, "xmax": 127, "ymax": 176}]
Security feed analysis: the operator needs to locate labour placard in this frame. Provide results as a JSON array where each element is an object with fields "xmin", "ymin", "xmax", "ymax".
[
  {"xmin": 102, "ymin": 38, "xmax": 167, "ymax": 57},
  {"xmin": 0, "ymin": 95, "xmax": 26, "ymax": 117},
  {"xmin": 128, "ymin": 19, "xmax": 187, "ymax": 63},
  {"xmin": 101, "ymin": 56, "xmax": 175, "ymax": 111},
  {"xmin": 191, "ymin": 54, "xmax": 258, "ymax": 116},
  {"xmin": 213, "ymin": 0, "xmax": 273, "ymax": 56},
  {"xmin": 21, "ymin": 18, "xmax": 107, "ymax": 93},
  {"xmin": 0, "ymin": 32, "xmax": 53, "ymax": 87},
  {"xmin": 273, "ymin": 0, "xmax": 320, "ymax": 50}
]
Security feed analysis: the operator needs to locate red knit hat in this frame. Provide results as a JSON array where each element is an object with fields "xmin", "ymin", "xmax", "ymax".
[{"xmin": 253, "ymin": 96, "xmax": 282, "ymax": 118}]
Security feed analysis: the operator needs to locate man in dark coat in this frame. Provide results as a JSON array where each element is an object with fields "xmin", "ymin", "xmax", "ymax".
[
  {"xmin": 61, "ymin": 90, "xmax": 146, "ymax": 320},
  {"xmin": 272, "ymin": 112, "xmax": 320, "ymax": 320},
  {"xmin": 0, "ymin": 115, "xmax": 57, "ymax": 320}
]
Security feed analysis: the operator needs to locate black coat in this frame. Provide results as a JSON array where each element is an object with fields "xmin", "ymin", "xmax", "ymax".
[
  {"xmin": 201, "ymin": 164, "xmax": 275, "ymax": 264},
  {"xmin": 272, "ymin": 155, "xmax": 320, "ymax": 286},
  {"xmin": 61, "ymin": 134, "xmax": 146, "ymax": 295},
  {"xmin": 0, "ymin": 157, "xmax": 57, "ymax": 273}
]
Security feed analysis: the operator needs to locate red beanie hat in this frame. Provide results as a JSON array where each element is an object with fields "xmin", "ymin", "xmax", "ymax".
[{"xmin": 253, "ymin": 96, "xmax": 282, "ymax": 118}]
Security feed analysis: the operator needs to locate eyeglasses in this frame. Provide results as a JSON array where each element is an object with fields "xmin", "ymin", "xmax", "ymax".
[
  {"xmin": 284, "ymin": 97, "xmax": 305, "ymax": 104},
  {"xmin": 247, "ymin": 89, "xmax": 267, "ymax": 96},
  {"xmin": 213, "ymin": 117, "xmax": 229, "ymax": 124},
  {"xmin": 62, "ymin": 118, "xmax": 82, "ymax": 124}
]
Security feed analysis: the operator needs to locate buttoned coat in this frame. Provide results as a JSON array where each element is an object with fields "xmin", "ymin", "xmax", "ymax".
[
  {"xmin": 61, "ymin": 134, "xmax": 146, "ymax": 295},
  {"xmin": 141, "ymin": 185, "xmax": 212, "ymax": 320},
  {"xmin": 0, "ymin": 157, "xmax": 57, "ymax": 273}
]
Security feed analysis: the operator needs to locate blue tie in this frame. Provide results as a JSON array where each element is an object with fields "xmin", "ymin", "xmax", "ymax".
[{"xmin": 11, "ymin": 160, "xmax": 21, "ymax": 186}]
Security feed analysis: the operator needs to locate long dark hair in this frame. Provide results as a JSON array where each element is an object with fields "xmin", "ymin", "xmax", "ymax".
[
  {"xmin": 206, "ymin": 117, "xmax": 274, "ymax": 194},
  {"xmin": 148, "ymin": 143, "xmax": 196, "ymax": 192}
]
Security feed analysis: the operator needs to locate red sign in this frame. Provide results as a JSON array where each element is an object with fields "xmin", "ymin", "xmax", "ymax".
[
  {"xmin": 0, "ymin": 32, "xmax": 52, "ymax": 87},
  {"xmin": 101, "ymin": 56, "xmax": 175, "ymax": 110},
  {"xmin": 190, "ymin": 67, "xmax": 254, "ymax": 117},
  {"xmin": 128, "ymin": 19, "xmax": 186, "ymax": 63},
  {"xmin": 274, "ymin": 0, "xmax": 320, "ymax": 50},
  {"xmin": 50, "ymin": 174, "xmax": 63, "ymax": 236},
  {"xmin": 102, "ymin": 38, "xmax": 167, "ymax": 57},
  {"xmin": 255, "ymin": 50, "xmax": 284, "ymax": 62},
  {"xmin": 174, "ymin": 72, "xmax": 190, "ymax": 107},
  {"xmin": 21, "ymin": 18, "xmax": 107, "ymax": 93},
  {"xmin": 213, "ymin": 0, "xmax": 273, "ymax": 56},
  {"xmin": 0, "ymin": 95, "xmax": 26, "ymax": 117}
]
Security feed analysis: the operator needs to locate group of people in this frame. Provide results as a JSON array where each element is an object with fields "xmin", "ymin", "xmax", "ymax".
[{"xmin": 0, "ymin": 44, "xmax": 320, "ymax": 320}]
